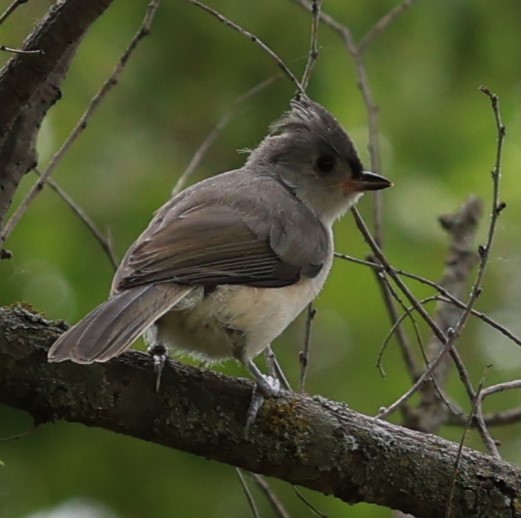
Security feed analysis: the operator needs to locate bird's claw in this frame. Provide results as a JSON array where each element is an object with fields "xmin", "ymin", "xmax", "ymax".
[
  {"xmin": 245, "ymin": 375, "xmax": 281, "ymax": 436},
  {"xmin": 147, "ymin": 343, "xmax": 168, "ymax": 392}
]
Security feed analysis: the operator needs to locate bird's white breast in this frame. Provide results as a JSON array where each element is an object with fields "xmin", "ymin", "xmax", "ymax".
[{"xmin": 154, "ymin": 227, "xmax": 334, "ymax": 362}]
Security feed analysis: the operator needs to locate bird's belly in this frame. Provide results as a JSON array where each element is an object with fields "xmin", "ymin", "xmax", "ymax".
[{"xmin": 155, "ymin": 258, "xmax": 332, "ymax": 362}]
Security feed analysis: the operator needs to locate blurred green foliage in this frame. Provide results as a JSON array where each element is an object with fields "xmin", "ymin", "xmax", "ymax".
[{"xmin": 1, "ymin": 1, "xmax": 521, "ymax": 516}]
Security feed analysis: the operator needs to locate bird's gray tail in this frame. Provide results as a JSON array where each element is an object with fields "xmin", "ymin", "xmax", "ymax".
[{"xmin": 48, "ymin": 283, "xmax": 193, "ymax": 363}]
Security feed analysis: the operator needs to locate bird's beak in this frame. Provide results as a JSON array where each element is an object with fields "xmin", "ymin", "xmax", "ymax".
[{"xmin": 341, "ymin": 171, "xmax": 393, "ymax": 194}]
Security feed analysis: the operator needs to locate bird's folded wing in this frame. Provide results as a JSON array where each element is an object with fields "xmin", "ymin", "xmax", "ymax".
[{"xmin": 114, "ymin": 204, "xmax": 328, "ymax": 290}]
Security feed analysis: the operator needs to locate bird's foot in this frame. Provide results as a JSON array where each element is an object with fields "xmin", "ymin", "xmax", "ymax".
[
  {"xmin": 147, "ymin": 343, "xmax": 168, "ymax": 392},
  {"xmin": 245, "ymin": 361, "xmax": 282, "ymax": 435}
]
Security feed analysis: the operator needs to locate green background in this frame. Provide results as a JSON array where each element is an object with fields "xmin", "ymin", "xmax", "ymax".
[{"xmin": 1, "ymin": 0, "xmax": 521, "ymax": 516}]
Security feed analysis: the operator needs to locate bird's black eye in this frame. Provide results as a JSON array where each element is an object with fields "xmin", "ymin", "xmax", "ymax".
[{"xmin": 315, "ymin": 154, "xmax": 336, "ymax": 174}]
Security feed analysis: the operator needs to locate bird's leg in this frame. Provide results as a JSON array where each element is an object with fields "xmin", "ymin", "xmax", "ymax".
[
  {"xmin": 264, "ymin": 346, "xmax": 291, "ymax": 391},
  {"xmin": 146, "ymin": 343, "xmax": 168, "ymax": 392},
  {"xmin": 243, "ymin": 358, "xmax": 281, "ymax": 433}
]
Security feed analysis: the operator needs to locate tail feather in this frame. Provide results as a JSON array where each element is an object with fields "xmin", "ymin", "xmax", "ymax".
[{"xmin": 48, "ymin": 284, "xmax": 193, "ymax": 363}]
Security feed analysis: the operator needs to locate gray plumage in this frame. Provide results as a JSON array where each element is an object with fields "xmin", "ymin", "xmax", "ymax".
[{"xmin": 48, "ymin": 97, "xmax": 391, "ymax": 385}]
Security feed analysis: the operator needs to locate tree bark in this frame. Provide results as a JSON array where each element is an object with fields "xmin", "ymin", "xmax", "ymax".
[
  {"xmin": 0, "ymin": 0, "xmax": 114, "ymax": 230},
  {"xmin": 1, "ymin": 305, "xmax": 520, "ymax": 518}
]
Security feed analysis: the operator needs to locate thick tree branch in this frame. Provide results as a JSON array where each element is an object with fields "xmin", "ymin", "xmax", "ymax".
[
  {"xmin": 0, "ymin": 0, "xmax": 114, "ymax": 230},
  {"xmin": 1, "ymin": 305, "xmax": 520, "ymax": 518}
]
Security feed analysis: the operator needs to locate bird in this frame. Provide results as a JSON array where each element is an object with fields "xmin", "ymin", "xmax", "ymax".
[{"xmin": 48, "ymin": 96, "xmax": 391, "ymax": 422}]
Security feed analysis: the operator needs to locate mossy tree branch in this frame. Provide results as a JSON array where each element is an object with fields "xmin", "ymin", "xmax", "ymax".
[{"xmin": 0, "ymin": 305, "xmax": 520, "ymax": 518}]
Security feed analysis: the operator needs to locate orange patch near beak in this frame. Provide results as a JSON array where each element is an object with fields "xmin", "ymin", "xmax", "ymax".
[{"xmin": 341, "ymin": 171, "xmax": 392, "ymax": 194}]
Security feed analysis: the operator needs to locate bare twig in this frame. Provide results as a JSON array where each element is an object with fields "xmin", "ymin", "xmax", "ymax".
[
  {"xmin": 358, "ymin": 0, "xmax": 417, "ymax": 53},
  {"xmin": 236, "ymin": 469, "xmax": 261, "ymax": 518},
  {"xmin": 481, "ymin": 379, "xmax": 521, "ymax": 399},
  {"xmin": 36, "ymin": 169, "xmax": 118, "ymax": 270},
  {"xmin": 172, "ymin": 76, "xmax": 279, "ymax": 196},
  {"xmin": 0, "ymin": 45, "xmax": 43, "ymax": 55},
  {"xmin": 473, "ymin": 380, "xmax": 521, "ymax": 442},
  {"xmin": 250, "ymin": 474, "xmax": 291, "ymax": 518},
  {"xmin": 334, "ymin": 252, "xmax": 521, "ymax": 348},
  {"xmin": 185, "ymin": 0, "xmax": 305, "ymax": 95},
  {"xmin": 403, "ymin": 197, "xmax": 483, "ymax": 433},
  {"xmin": 347, "ymin": 213, "xmax": 473, "ymax": 419},
  {"xmin": 473, "ymin": 86, "xmax": 506, "ymax": 311},
  {"xmin": 448, "ymin": 405, "xmax": 521, "ymax": 427},
  {"xmin": 292, "ymin": 486, "xmax": 327, "ymax": 517},
  {"xmin": 352, "ymin": 209, "xmax": 447, "ymax": 348},
  {"xmin": 0, "ymin": 0, "xmax": 28, "ymax": 27},
  {"xmin": 417, "ymin": 88, "xmax": 507, "ymax": 435},
  {"xmin": 0, "ymin": 0, "xmax": 161, "ymax": 246},
  {"xmin": 300, "ymin": 0, "xmax": 321, "ymax": 90},
  {"xmin": 372, "ymin": 263, "xmax": 420, "ymax": 380},
  {"xmin": 376, "ymin": 294, "xmax": 461, "ymax": 417},
  {"xmin": 299, "ymin": 303, "xmax": 316, "ymax": 392}
]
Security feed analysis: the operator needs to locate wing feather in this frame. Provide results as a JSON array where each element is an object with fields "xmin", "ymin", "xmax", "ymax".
[{"xmin": 114, "ymin": 185, "xmax": 329, "ymax": 291}]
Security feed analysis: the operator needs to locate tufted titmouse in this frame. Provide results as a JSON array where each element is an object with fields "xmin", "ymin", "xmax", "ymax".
[{"xmin": 48, "ymin": 96, "xmax": 391, "ymax": 412}]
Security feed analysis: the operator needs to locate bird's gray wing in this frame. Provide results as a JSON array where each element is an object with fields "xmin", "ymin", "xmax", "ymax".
[{"xmin": 114, "ymin": 203, "xmax": 329, "ymax": 290}]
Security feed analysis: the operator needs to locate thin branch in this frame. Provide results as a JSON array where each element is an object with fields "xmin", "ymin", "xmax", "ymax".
[
  {"xmin": 416, "ymin": 88, "xmax": 507, "ymax": 437},
  {"xmin": 0, "ymin": 45, "xmax": 43, "ymax": 55},
  {"xmin": 403, "ymin": 197, "xmax": 483, "ymax": 433},
  {"xmin": 334, "ymin": 252, "xmax": 521, "ymax": 348},
  {"xmin": 376, "ymin": 295, "xmax": 436, "ymax": 378},
  {"xmin": 172, "ymin": 76, "xmax": 279, "ymax": 196},
  {"xmin": 299, "ymin": 303, "xmax": 316, "ymax": 392},
  {"xmin": 0, "ymin": 0, "xmax": 161, "ymax": 245},
  {"xmin": 358, "ymin": 0, "xmax": 417, "ymax": 53},
  {"xmin": 481, "ymin": 380, "xmax": 521, "ymax": 400},
  {"xmin": 292, "ymin": 487, "xmax": 327, "ymax": 518},
  {"xmin": 250, "ymin": 474, "xmax": 291, "ymax": 518},
  {"xmin": 376, "ymin": 294, "xmax": 461, "ymax": 417},
  {"xmin": 0, "ymin": 0, "xmax": 28, "ymax": 27},
  {"xmin": 36, "ymin": 169, "xmax": 118, "ymax": 271},
  {"xmin": 185, "ymin": 0, "xmax": 305, "ymax": 95},
  {"xmin": 236, "ymin": 469, "xmax": 261, "ymax": 518},
  {"xmin": 473, "ymin": 86, "xmax": 506, "ymax": 312},
  {"xmin": 372, "ymin": 263, "xmax": 420, "ymax": 380},
  {"xmin": 300, "ymin": 0, "xmax": 321, "ymax": 90},
  {"xmin": 351, "ymin": 208, "xmax": 447, "ymax": 349},
  {"xmin": 448, "ymin": 405, "xmax": 521, "ymax": 428}
]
